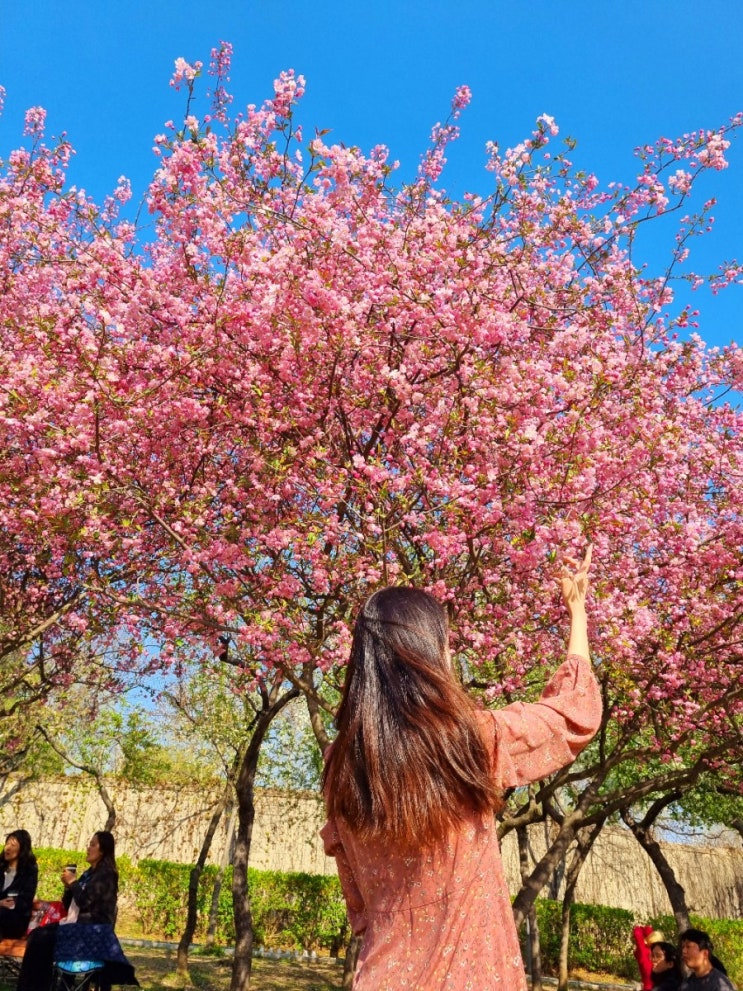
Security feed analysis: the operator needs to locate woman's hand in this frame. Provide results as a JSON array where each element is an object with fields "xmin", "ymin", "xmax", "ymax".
[
  {"xmin": 560, "ymin": 544, "xmax": 592, "ymax": 615},
  {"xmin": 0, "ymin": 896, "xmax": 15, "ymax": 909},
  {"xmin": 560, "ymin": 544, "xmax": 592, "ymax": 660},
  {"xmin": 61, "ymin": 869, "xmax": 76, "ymax": 887}
]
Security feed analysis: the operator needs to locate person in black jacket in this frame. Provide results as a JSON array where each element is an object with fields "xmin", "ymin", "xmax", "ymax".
[
  {"xmin": 61, "ymin": 831, "xmax": 118, "ymax": 925},
  {"xmin": 0, "ymin": 829, "xmax": 38, "ymax": 939},
  {"xmin": 17, "ymin": 831, "xmax": 136, "ymax": 990}
]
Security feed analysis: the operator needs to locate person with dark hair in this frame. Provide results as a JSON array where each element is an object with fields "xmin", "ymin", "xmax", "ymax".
[
  {"xmin": 679, "ymin": 929, "xmax": 736, "ymax": 990},
  {"xmin": 0, "ymin": 829, "xmax": 38, "ymax": 938},
  {"xmin": 650, "ymin": 940, "xmax": 682, "ymax": 990},
  {"xmin": 17, "ymin": 831, "xmax": 137, "ymax": 990},
  {"xmin": 321, "ymin": 547, "xmax": 602, "ymax": 990},
  {"xmin": 62, "ymin": 830, "xmax": 118, "ymax": 926}
]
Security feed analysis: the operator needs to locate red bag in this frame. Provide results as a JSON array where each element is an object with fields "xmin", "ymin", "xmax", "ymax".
[{"xmin": 28, "ymin": 900, "xmax": 67, "ymax": 930}]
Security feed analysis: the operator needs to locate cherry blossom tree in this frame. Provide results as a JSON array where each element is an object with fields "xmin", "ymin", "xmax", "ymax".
[
  {"xmin": 0, "ymin": 97, "xmax": 149, "ymax": 758},
  {"xmin": 1, "ymin": 48, "xmax": 742, "ymax": 989}
]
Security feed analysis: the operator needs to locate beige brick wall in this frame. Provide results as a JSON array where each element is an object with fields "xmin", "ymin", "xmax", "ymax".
[{"xmin": 2, "ymin": 777, "xmax": 741, "ymax": 920}]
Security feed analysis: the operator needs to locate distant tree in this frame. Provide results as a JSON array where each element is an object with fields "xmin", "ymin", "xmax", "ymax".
[
  {"xmin": 159, "ymin": 655, "xmax": 298, "ymax": 982},
  {"xmin": 37, "ymin": 697, "xmax": 173, "ymax": 829}
]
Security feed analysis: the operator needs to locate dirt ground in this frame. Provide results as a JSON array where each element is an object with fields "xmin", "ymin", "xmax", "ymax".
[
  {"xmin": 0, "ymin": 946, "xmax": 634, "ymax": 990},
  {"xmin": 124, "ymin": 947, "xmax": 634, "ymax": 991},
  {"xmin": 125, "ymin": 945, "xmax": 345, "ymax": 990}
]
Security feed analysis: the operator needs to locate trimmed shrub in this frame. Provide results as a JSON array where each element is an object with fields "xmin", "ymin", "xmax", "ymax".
[
  {"xmin": 133, "ymin": 860, "xmax": 348, "ymax": 953},
  {"xmin": 34, "ymin": 847, "xmax": 135, "ymax": 903}
]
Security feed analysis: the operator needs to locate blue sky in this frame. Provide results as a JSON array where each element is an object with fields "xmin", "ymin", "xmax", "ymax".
[{"xmin": 1, "ymin": 0, "xmax": 742, "ymax": 348}]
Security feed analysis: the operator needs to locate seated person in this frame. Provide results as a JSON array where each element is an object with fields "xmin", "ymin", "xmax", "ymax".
[
  {"xmin": 17, "ymin": 831, "xmax": 137, "ymax": 990},
  {"xmin": 0, "ymin": 829, "xmax": 38, "ymax": 939}
]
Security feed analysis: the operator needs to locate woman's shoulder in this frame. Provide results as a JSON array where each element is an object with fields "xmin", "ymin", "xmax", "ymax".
[{"xmin": 88, "ymin": 862, "xmax": 118, "ymax": 884}]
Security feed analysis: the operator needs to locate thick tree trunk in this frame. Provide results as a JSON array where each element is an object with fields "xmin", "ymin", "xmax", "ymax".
[
  {"xmin": 229, "ymin": 684, "xmax": 299, "ymax": 991},
  {"xmin": 512, "ymin": 784, "xmax": 600, "ymax": 928},
  {"xmin": 557, "ymin": 824, "xmax": 602, "ymax": 991},
  {"xmin": 229, "ymin": 742, "xmax": 258, "ymax": 991},
  {"xmin": 512, "ymin": 814, "xmax": 580, "ymax": 928},
  {"xmin": 175, "ymin": 783, "xmax": 231, "ymax": 978}
]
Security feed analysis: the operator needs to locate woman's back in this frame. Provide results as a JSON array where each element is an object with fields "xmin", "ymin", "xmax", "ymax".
[
  {"xmin": 322, "ymin": 549, "xmax": 599, "ymax": 990},
  {"xmin": 323, "ymin": 651, "xmax": 602, "ymax": 990},
  {"xmin": 324, "ymin": 805, "xmax": 523, "ymax": 989}
]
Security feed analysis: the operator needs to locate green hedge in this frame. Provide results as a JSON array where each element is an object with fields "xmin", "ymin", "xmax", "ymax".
[
  {"xmin": 134, "ymin": 860, "xmax": 349, "ymax": 953},
  {"xmin": 34, "ymin": 847, "xmax": 135, "ymax": 902},
  {"xmin": 27, "ymin": 847, "xmax": 743, "ymax": 982},
  {"xmin": 533, "ymin": 899, "xmax": 637, "ymax": 979}
]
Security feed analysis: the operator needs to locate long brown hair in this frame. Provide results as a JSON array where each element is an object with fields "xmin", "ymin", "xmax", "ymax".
[{"xmin": 323, "ymin": 587, "xmax": 501, "ymax": 846}]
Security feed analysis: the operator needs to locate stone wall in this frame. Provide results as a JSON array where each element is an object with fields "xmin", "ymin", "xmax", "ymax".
[{"xmin": 2, "ymin": 777, "xmax": 741, "ymax": 920}]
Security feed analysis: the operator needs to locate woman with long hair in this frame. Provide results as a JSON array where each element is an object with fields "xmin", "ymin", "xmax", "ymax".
[
  {"xmin": 17, "ymin": 830, "xmax": 136, "ymax": 990},
  {"xmin": 0, "ymin": 829, "xmax": 38, "ymax": 938},
  {"xmin": 61, "ymin": 829, "xmax": 118, "ymax": 926},
  {"xmin": 650, "ymin": 941, "xmax": 682, "ymax": 990},
  {"xmin": 322, "ymin": 547, "xmax": 602, "ymax": 990}
]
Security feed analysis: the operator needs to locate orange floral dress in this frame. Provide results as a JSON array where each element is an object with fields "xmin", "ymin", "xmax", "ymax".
[{"xmin": 321, "ymin": 653, "xmax": 602, "ymax": 991}]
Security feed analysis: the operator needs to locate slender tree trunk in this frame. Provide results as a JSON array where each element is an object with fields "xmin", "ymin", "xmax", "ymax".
[
  {"xmin": 0, "ymin": 773, "xmax": 31, "ymax": 808},
  {"xmin": 206, "ymin": 805, "xmax": 236, "ymax": 947},
  {"xmin": 175, "ymin": 783, "xmax": 231, "ymax": 978},
  {"xmin": 511, "ymin": 783, "xmax": 599, "ymax": 928},
  {"xmin": 545, "ymin": 819, "xmax": 564, "ymax": 902},
  {"xmin": 622, "ymin": 809, "xmax": 690, "ymax": 932},
  {"xmin": 342, "ymin": 935, "xmax": 362, "ymax": 990},
  {"xmin": 35, "ymin": 726, "xmax": 117, "ymax": 829},
  {"xmin": 516, "ymin": 825, "xmax": 542, "ymax": 991},
  {"xmin": 229, "ymin": 685, "xmax": 299, "ymax": 991},
  {"xmin": 96, "ymin": 775, "xmax": 116, "ymax": 831},
  {"xmin": 557, "ymin": 823, "xmax": 602, "ymax": 991}
]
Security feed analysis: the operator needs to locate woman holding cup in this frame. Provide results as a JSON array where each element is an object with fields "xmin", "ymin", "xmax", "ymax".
[
  {"xmin": 17, "ymin": 831, "xmax": 136, "ymax": 990},
  {"xmin": 0, "ymin": 829, "xmax": 38, "ymax": 938},
  {"xmin": 60, "ymin": 832, "xmax": 117, "ymax": 925}
]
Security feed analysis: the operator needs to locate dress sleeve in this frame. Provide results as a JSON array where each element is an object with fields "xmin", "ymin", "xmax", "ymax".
[
  {"xmin": 320, "ymin": 818, "xmax": 367, "ymax": 937},
  {"xmin": 489, "ymin": 653, "xmax": 602, "ymax": 789}
]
